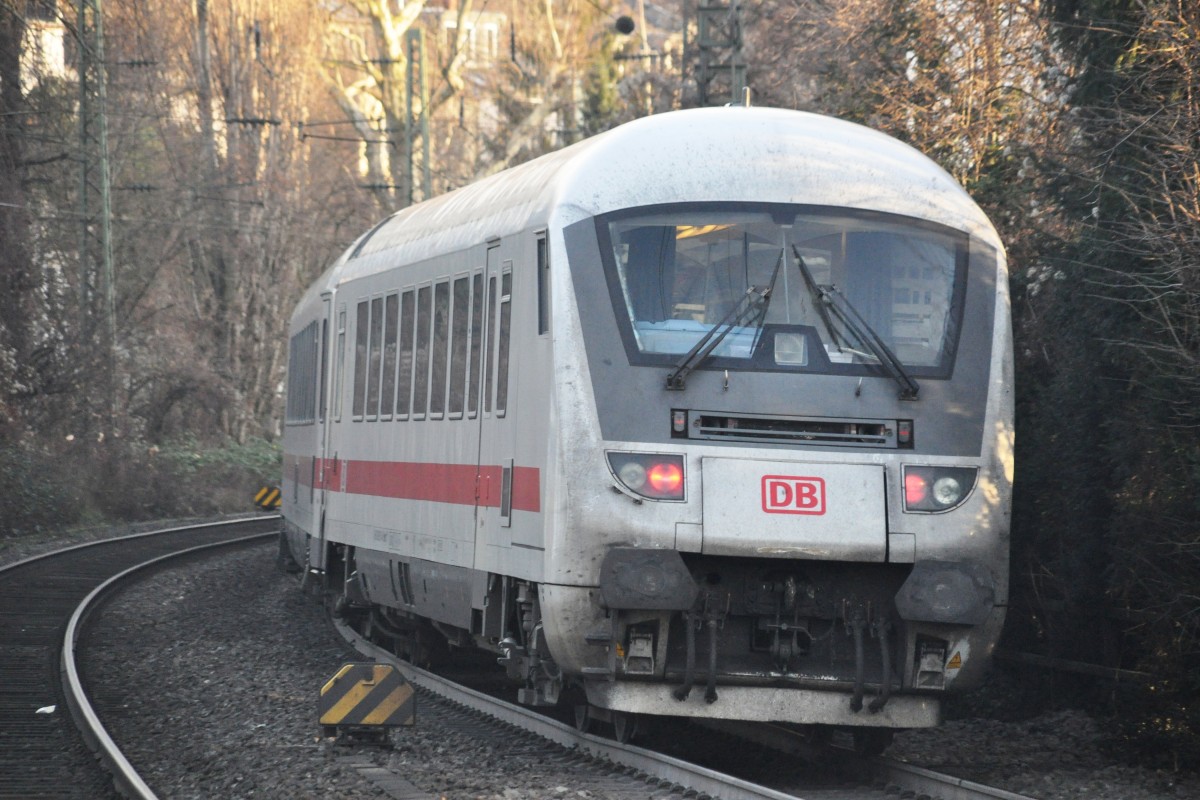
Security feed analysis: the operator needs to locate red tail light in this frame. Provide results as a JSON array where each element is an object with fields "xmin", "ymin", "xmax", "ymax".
[
  {"xmin": 607, "ymin": 452, "xmax": 686, "ymax": 501},
  {"xmin": 903, "ymin": 466, "xmax": 978, "ymax": 512},
  {"xmin": 905, "ymin": 472, "xmax": 928, "ymax": 506},
  {"xmin": 647, "ymin": 461, "xmax": 683, "ymax": 494}
]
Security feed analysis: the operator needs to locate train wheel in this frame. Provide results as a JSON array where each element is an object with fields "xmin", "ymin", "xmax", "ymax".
[
  {"xmin": 611, "ymin": 712, "xmax": 639, "ymax": 744},
  {"xmin": 852, "ymin": 728, "xmax": 894, "ymax": 757},
  {"xmin": 276, "ymin": 532, "xmax": 300, "ymax": 573},
  {"xmin": 573, "ymin": 704, "xmax": 593, "ymax": 734}
]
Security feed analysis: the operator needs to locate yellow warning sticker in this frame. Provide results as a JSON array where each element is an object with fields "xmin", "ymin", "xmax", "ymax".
[{"xmin": 946, "ymin": 652, "xmax": 963, "ymax": 669}]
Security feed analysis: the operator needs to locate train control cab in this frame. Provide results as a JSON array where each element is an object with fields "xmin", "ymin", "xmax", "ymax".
[{"xmin": 280, "ymin": 106, "xmax": 1014, "ymax": 752}]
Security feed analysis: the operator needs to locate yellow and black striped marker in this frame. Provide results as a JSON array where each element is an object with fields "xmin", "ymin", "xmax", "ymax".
[
  {"xmin": 254, "ymin": 486, "xmax": 281, "ymax": 510},
  {"xmin": 319, "ymin": 663, "xmax": 415, "ymax": 729}
]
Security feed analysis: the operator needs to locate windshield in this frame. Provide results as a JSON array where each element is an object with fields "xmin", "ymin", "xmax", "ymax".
[{"xmin": 598, "ymin": 205, "xmax": 967, "ymax": 377}]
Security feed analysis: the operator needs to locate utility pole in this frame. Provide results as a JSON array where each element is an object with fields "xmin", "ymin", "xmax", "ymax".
[
  {"xmin": 76, "ymin": 0, "xmax": 116, "ymax": 421},
  {"xmin": 405, "ymin": 27, "xmax": 431, "ymax": 205}
]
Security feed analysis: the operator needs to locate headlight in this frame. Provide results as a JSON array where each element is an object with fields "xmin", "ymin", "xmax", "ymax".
[
  {"xmin": 932, "ymin": 476, "xmax": 964, "ymax": 506},
  {"xmin": 903, "ymin": 466, "xmax": 977, "ymax": 512},
  {"xmin": 607, "ymin": 452, "xmax": 685, "ymax": 500},
  {"xmin": 617, "ymin": 460, "xmax": 647, "ymax": 490}
]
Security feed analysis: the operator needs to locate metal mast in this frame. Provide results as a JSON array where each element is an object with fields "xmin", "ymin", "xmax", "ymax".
[
  {"xmin": 76, "ymin": 0, "xmax": 115, "ymax": 412},
  {"xmin": 405, "ymin": 27, "xmax": 431, "ymax": 205},
  {"xmin": 694, "ymin": 1, "xmax": 744, "ymax": 106}
]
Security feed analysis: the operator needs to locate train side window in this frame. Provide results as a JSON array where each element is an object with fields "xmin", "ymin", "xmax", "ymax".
[
  {"xmin": 396, "ymin": 289, "xmax": 415, "ymax": 419},
  {"xmin": 366, "ymin": 296, "xmax": 383, "ymax": 419},
  {"xmin": 430, "ymin": 280, "xmax": 450, "ymax": 419},
  {"xmin": 286, "ymin": 324, "xmax": 317, "ymax": 424},
  {"xmin": 352, "ymin": 300, "xmax": 369, "ymax": 419},
  {"xmin": 381, "ymin": 293, "xmax": 398, "ymax": 420},
  {"xmin": 448, "ymin": 275, "xmax": 469, "ymax": 417},
  {"xmin": 306, "ymin": 322, "xmax": 319, "ymax": 422},
  {"xmin": 319, "ymin": 318, "xmax": 328, "ymax": 422},
  {"xmin": 496, "ymin": 266, "xmax": 513, "ymax": 417},
  {"xmin": 467, "ymin": 272, "xmax": 483, "ymax": 417},
  {"xmin": 536, "ymin": 232, "xmax": 549, "ymax": 335},
  {"xmin": 413, "ymin": 285, "xmax": 432, "ymax": 418},
  {"xmin": 334, "ymin": 308, "xmax": 346, "ymax": 421},
  {"xmin": 286, "ymin": 329, "xmax": 299, "ymax": 422},
  {"xmin": 483, "ymin": 274, "xmax": 497, "ymax": 414},
  {"xmin": 313, "ymin": 323, "xmax": 321, "ymax": 419}
]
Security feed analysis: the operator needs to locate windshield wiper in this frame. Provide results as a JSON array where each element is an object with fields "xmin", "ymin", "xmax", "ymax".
[
  {"xmin": 791, "ymin": 245, "xmax": 920, "ymax": 400},
  {"xmin": 793, "ymin": 246, "xmax": 844, "ymax": 350},
  {"xmin": 665, "ymin": 250, "xmax": 783, "ymax": 391}
]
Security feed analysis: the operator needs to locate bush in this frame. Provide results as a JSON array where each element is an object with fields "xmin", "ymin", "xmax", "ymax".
[
  {"xmin": 0, "ymin": 436, "xmax": 282, "ymax": 540},
  {"xmin": 0, "ymin": 445, "xmax": 90, "ymax": 537},
  {"xmin": 1108, "ymin": 673, "xmax": 1200, "ymax": 772},
  {"xmin": 153, "ymin": 434, "xmax": 282, "ymax": 514}
]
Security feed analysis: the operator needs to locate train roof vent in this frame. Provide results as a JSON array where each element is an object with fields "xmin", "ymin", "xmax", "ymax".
[{"xmin": 685, "ymin": 412, "xmax": 904, "ymax": 448}]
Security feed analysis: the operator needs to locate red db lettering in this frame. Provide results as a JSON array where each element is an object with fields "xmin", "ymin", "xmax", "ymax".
[
  {"xmin": 761, "ymin": 475, "xmax": 826, "ymax": 515},
  {"xmin": 795, "ymin": 481, "xmax": 819, "ymax": 509}
]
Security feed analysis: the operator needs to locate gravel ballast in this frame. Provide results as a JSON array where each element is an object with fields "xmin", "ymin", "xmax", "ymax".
[{"xmin": 5, "ymin": 522, "xmax": 1197, "ymax": 799}]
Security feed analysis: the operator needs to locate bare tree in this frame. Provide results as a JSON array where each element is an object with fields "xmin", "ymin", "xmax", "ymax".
[
  {"xmin": 0, "ymin": 0, "xmax": 36, "ymax": 441},
  {"xmin": 320, "ymin": 0, "xmax": 642, "ymax": 202},
  {"xmin": 82, "ymin": 0, "xmax": 361, "ymax": 443},
  {"xmin": 1074, "ymin": 2, "xmax": 1200, "ymax": 425}
]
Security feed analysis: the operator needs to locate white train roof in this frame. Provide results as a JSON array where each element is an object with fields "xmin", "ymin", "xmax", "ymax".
[{"xmin": 333, "ymin": 106, "xmax": 1003, "ymax": 288}]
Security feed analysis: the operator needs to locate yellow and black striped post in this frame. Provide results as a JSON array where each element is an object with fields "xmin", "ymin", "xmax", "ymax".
[
  {"xmin": 254, "ymin": 486, "xmax": 281, "ymax": 510},
  {"xmin": 319, "ymin": 663, "xmax": 415, "ymax": 743}
]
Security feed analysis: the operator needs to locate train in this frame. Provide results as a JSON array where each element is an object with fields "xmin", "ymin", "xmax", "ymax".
[{"xmin": 279, "ymin": 105, "xmax": 1013, "ymax": 752}]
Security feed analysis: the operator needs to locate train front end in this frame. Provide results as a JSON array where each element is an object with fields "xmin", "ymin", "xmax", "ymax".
[{"xmin": 538, "ymin": 108, "xmax": 1013, "ymax": 740}]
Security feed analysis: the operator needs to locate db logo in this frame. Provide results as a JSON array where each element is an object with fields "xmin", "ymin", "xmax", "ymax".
[{"xmin": 761, "ymin": 475, "xmax": 826, "ymax": 515}]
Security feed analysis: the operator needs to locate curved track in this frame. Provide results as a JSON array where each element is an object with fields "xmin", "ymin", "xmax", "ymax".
[
  {"xmin": 332, "ymin": 616, "xmax": 1042, "ymax": 800},
  {"xmin": 0, "ymin": 517, "xmax": 277, "ymax": 799},
  {"xmin": 2, "ymin": 520, "xmax": 1043, "ymax": 800}
]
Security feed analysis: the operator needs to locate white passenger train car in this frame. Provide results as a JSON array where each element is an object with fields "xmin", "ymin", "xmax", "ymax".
[{"xmin": 281, "ymin": 106, "xmax": 1013, "ymax": 750}]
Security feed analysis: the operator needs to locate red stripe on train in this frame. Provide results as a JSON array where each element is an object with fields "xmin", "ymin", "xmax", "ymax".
[{"xmin": 306, "ymin": 457, "xmax": 540, "ymax": 512}]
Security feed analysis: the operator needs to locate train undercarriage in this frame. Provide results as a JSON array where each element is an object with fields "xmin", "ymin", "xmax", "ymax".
[{"xmin": 285, "ymin": 532, "xmax": 991, "ymax": 755}]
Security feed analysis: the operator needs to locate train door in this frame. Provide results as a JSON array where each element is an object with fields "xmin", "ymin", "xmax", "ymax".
[
  {"xmin": 475, "ymin": 240, "xmax": 518, "ymax": 568},
  {"xmin": 309, "ymin": 296, "xmax": 340, "ymax": 573}
]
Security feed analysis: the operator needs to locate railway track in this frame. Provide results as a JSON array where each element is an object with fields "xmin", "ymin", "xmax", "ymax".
[
  {"xmin": 4, "ymin": 520, "xmax": 1043, "ymax": 800},
  {"xmin": 333, "ymin": 616, "xmax": 1043, "ymax": 800},
  {"xmin": 0, "ymin": 517, "xmax": 277, "ymax": 800}
]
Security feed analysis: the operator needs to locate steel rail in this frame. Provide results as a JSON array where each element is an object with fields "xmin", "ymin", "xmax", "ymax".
[
  {"xmin": 335, "ymin": 615, "xmax": 1043, "ymax": 800},
  {"xmin": 705, "ymin": 719, "xmax": 1041, "ymax": 800},
  {"xmin": 334, "ymin": 617, "xmax": 807, "ymax": 800},
  {"xmin": 58, "ymin": 520, "xmax": 277, "ymax": 800},
  {"xmin": 868, "ymin": 758, "xmax": 1042, "ymax": 800}
]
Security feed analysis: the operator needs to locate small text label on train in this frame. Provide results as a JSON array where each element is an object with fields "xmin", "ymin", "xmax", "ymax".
[{"xmin": 761, "ymin": 475, "xmax": 826, "ymax": 515}]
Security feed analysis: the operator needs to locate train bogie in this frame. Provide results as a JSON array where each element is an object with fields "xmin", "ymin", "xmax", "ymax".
[{"xmin": 281, "ymin": 106, "xmax": 1013, "ymax": 741}]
